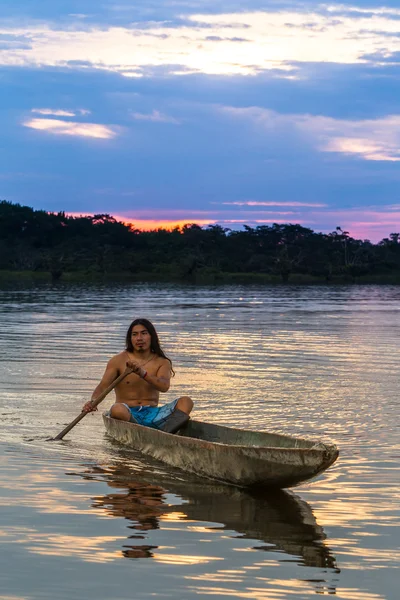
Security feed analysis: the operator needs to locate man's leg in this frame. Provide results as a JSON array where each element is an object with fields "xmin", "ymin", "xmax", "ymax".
[
  {"xmin": 175, "ymin": 396, "xmax": 194, "ymax": 415},
  {"xmin": 158, "ymin": 396, "xmax": 193, "ymax": 434},
  {"xmin": 110, "ymin": 403, "xmax": 132, "ymax": 421}
]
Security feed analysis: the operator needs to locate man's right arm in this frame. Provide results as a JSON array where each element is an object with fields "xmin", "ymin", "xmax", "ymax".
[{"xmin": 83, "ymin": 358, "xmax": 120, "ymax": 412}]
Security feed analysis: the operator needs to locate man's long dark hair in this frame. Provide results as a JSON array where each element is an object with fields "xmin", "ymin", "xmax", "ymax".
[{"xmin": 125, "ymin": 318, "xmax": 175, "ymax": 375}]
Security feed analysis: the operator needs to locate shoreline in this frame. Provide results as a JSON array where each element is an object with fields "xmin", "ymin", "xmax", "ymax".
[{"xmin": 1, "ymin": 269, "xmax": 400, "ymax": 285}]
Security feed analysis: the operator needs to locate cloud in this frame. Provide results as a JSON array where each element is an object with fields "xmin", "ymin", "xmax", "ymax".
[
  {"xmin": 221, "ymin": 106, "xmax": 400, "ymax": 162},
  {"xmin": 325, "ymin": 4, "xmax": 400, "ymax": 18},
  {"xmin": 304, "ymin": 114, "xmax": 400, "ymax": 162},
  {"xmin": 218, "ymin": 218, "xmax": 305, "ymax": 224},
  {"xmin": 1, "ymin": 5, "xmax": 400, "ymax": 77},
  {"xmin": 220, "ymin": 201, "xmax": 327, "ymax": 207},
  {"xmin": 32, "ymin": 108, "xmax": 75, "ymax": 117},
  {"xmin": 22, "ymin": 118, "xmax": 119, "ymax": 139},
  {"xmin": 308, "ymin": 206, "xmax": 400, "ymax": 241},
  {"xmin": 322, "ymin": 137, "xmax": 400, "ymax": 162},
  {"xmin": 31, "ymin": 108, "xmax": 90, "ymax": 117},
  {"xmin": 131, "ymin": 109, "xmax": 180, "ymax": 124},
  {"xmin": 0, "ymin": 32, "xmax": 31, "ymax": 50}
]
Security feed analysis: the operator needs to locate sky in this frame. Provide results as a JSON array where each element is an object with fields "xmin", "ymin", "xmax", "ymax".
[{"xmin": 1, "ymin": 1, "xmax": 400, "ymax": 242}]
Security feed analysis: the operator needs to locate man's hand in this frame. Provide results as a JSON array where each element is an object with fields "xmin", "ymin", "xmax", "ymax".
[
  {"xmin": 82, "ymin": 400, "xmax": 98, "ymax": 413},
  {"xmin": 126, "ymin": 360, "xmax": 147, "ymax": 379}
]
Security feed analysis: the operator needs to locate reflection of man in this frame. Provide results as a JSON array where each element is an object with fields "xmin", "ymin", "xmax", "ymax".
[
  {"xmin": 83, "ymin": 318, "xmax": 193, "ymax": 433},
  {"xmin": 92, "ymin": 478, "xmax": 165, "ymax": 559},
  {"xmin": 93, "ymin": 480, "xmax": 166, "ymax": 530}
]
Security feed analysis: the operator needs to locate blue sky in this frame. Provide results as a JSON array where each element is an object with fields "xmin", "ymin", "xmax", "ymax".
[{"xmin": 1, "ymin": 1, "xmax": 400, "ymax": 241}]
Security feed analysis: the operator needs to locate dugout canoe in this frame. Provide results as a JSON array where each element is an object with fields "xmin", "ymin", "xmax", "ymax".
[{"xmin": 102, "ymin": 414, "xmax": 339, "ymax": 489}]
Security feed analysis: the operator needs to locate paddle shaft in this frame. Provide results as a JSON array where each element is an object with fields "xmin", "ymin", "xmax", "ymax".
[{"xmin": 53, "ymin": 368, "xmax": 133, "ymax": 440}]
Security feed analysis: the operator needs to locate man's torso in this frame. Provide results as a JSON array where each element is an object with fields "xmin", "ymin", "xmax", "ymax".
[{"xmin": 113, "ymin": 351, "xmax": 166, "ymax": 406}]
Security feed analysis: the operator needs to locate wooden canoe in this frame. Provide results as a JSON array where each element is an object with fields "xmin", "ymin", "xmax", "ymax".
[{"xmin": 103, "ymin": 414, "xmax": 339, "ymax": 489}]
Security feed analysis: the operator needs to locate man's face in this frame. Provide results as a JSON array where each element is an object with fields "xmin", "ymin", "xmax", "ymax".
[{"xmin": 131, "ymin": 325, "xmax": 151, "ymax": 352}]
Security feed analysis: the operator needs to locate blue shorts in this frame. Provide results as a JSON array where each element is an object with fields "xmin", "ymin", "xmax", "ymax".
[{"xmin": 117, "ymin": 399, "xmax": 179, "ymax": 430}]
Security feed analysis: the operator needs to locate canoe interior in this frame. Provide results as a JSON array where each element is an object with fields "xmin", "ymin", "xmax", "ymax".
[{"xmin": 177, "ymin": 420, "xmax": 320, "ymax": 449}]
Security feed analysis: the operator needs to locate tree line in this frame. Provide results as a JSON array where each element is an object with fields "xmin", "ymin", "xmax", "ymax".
[{"xmin": 1, "ymin": 200, "xmax": 399, "ymax": 283}]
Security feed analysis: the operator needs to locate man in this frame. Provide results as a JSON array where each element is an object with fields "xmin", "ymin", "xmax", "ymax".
[{"xmin": 83, "ymin": 318, "xmax": 193, "ymax": 433}]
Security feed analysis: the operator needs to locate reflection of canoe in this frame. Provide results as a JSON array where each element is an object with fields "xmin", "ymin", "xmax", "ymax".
[
  {"xmin": 177, "ymin": 485, "xmax": 338, "ymax": 570},
  {"xmin": 82, "ymin": 460, "xmax": 338, "ymax": 571},
  {"xmin": 103, "ymin": 415, "xmax": 339, "ymax": 489}
]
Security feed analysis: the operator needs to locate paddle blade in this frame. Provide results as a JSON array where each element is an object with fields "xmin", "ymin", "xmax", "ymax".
[{"xmin": 52, "ymin": 411, "xmax": 87, "ymax": 440}]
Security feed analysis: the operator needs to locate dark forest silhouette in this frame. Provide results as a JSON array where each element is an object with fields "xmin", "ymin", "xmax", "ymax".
[{"xmin": 1, "ymin": 200, "xmax": 399, "ymax": 283}]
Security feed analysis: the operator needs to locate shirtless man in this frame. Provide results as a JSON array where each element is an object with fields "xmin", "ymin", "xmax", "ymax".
[{"xmin": 83, "ymin": 318, "xmax": 193, "ymax": 433}]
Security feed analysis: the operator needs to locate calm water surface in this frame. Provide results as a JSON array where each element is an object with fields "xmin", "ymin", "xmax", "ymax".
[{"xmin": 0, "ymin": 283, "xmax": 399, "ymax": 600}]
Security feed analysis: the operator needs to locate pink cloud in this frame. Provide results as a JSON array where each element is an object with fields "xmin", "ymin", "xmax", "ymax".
[{"xmin": 307, "ymin": 208, "xmax": 400, "ymax": 241}]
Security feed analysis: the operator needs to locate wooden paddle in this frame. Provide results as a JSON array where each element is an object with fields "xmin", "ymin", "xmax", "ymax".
[{"xmin": 52, "ymin": 367, "xmax": 134, "ymax": 441}]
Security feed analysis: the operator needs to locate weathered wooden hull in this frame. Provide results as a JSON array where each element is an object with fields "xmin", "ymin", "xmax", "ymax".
[{"xmin": 102, "ymin": 414, "xmax": 339, "ymax": 489}]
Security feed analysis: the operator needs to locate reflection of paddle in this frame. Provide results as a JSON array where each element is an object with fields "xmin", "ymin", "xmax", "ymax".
[{"xmin": 52, "ymin": 367, "xmax": 133, "ymax": 441}]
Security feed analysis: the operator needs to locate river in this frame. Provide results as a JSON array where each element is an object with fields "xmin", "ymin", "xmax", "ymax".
[{"xmin": 0, "ymin": 282, "xmax": 398, "ymax": 599}]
